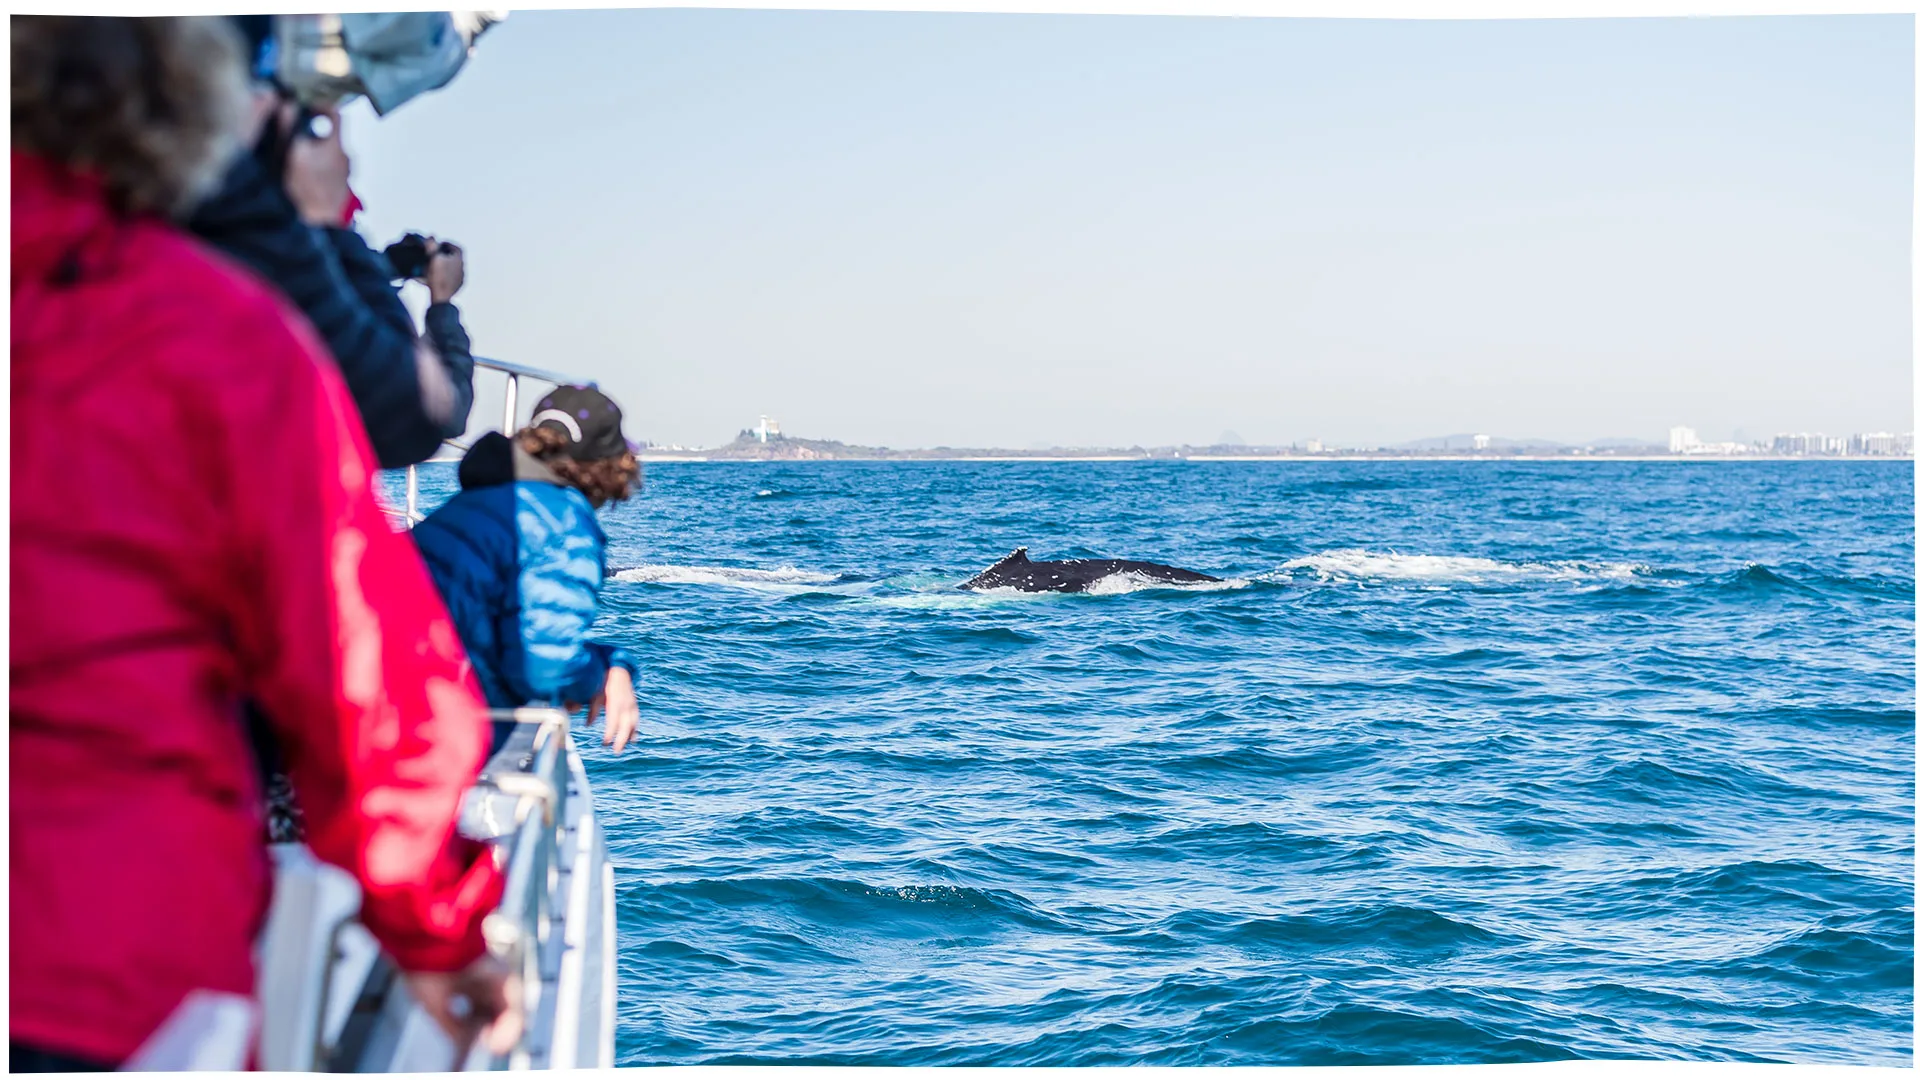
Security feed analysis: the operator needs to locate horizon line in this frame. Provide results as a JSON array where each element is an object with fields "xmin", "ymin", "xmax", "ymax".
[{"xmin": 627, "ymin": 429, "xmax": 1919, "ymax": 454}]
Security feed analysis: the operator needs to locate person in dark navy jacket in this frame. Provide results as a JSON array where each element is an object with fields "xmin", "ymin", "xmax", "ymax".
[
  {"xmin": 413, "ymin": 386, "xmax": 644, "ymax": 754},
  {"xmin": 188, "ymin": 16, "xmax": 475, "ymax": 471}
]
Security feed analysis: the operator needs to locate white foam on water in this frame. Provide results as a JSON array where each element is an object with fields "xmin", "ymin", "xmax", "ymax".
[
  {"xmin": 1269, "ymin": 548, "xmax": 1646, "ymax": 585},
  {"xmin": 613, "ymin": 564, "xmax": 849, "ymax": 591},
  {"xmin": 851, "ymin": 574, "xmax": 1044, "ymax": 608},
  {"xmin": 875, "ymin": 591, "xmax": 1041, "ymax": 609}
]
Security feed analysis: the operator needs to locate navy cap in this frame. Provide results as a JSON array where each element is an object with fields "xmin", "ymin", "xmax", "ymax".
[{"xmin": 529, "ymin": 385, "xmax": 634, "ymax": 461}]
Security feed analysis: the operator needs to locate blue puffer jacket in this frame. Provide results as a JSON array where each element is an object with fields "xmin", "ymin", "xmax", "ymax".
[{"xmin": 411, "ymin": 436, "xmax": 639, "ymax": 710}]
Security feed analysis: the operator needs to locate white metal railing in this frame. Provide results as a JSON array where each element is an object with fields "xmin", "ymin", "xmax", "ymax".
[
  {"xmin": 461, "ymin": 708, "xmax": 571, "ymax": 1070},
  {"xmin": 257, "ymin": 707, "xmax": 612, "ymax": 1072},
  {"xmin": 394, "ymin": 357, "xmax": 578, "ymax": 527}
]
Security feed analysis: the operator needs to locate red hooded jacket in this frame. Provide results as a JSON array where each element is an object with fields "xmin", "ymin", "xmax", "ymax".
[{"xmin": 9, "ymin": 152, "xmax": 503, "ymax": 1065}]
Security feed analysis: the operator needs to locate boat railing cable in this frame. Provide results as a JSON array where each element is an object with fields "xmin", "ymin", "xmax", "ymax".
[{"xmin": 391, "ymin": 357, "xmax": 578, "ymax": 528}]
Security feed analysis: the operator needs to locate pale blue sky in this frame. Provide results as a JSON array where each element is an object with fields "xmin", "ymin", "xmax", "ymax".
[{"xmin": 345, "ymin": 11, "xmax": 1913, "ymax": 449}]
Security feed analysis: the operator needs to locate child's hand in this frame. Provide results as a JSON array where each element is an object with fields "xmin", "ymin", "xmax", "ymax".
[{"xmin": 586, "ymin": 667, "xmax": 640, "ymax": 753}]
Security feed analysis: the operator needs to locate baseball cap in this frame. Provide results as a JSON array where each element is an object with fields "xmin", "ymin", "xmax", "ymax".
[{"xmin": 529, "ymin": 385, "xmax": 636, "ymax": 461}]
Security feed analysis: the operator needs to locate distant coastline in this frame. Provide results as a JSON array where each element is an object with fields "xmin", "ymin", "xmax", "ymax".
[{"xmin": 633, "ymin": 431, "xmax": 1914, "ymax": 464}]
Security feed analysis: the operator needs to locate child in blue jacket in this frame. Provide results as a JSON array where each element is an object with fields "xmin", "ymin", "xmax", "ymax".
[{"xmin": 413, "ymin": 385, "xmax": 642, "ymax": 753}]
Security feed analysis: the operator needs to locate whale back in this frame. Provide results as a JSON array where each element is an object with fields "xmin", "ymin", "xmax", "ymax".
[
  {"xmin": 1107, "ymin": 558, "xmax": 1222, "ymax": 584},
  {"xmin": 960, "ymin": 547, "xmax": 1221, "ymax": 592}
]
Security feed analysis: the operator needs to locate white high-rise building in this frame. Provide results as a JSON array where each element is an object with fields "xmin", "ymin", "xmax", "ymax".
[
  {"xmin": 1855, "ymin": 432, "xmax": 1910, "ymax": 455},
  {"xmin": 753, "ymin": 415, "xmax": 781, "ymax": 443},
  {"xmin": 1472, "ymin": 434, "xmax": 1492, "ymax": 451},
  {"xmin": 1773, "ymin": 432, "xmax": 1842, "ymax": 455},
  {"xmin": 1669, "ymin": 426, "xmax": 1700, "ymax": 453}
]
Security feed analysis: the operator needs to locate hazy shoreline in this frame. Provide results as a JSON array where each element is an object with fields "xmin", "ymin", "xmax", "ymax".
[{"xmin": 621, "ymin": 430, "xmax": 1915, "ymax": 464}]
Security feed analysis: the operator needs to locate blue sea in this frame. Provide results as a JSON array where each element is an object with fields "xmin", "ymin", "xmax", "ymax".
[{"xmin": 394, "ymin": 459, "xmax": 1914, "ymax": 1065}]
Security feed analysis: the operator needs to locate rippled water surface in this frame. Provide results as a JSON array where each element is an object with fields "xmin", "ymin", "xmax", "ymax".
[{"xmin": 398, "ymin": 460, "xmax": 1914, "ymax": 1065}]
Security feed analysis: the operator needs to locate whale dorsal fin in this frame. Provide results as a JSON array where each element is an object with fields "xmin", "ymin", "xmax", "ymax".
[{"xmin": 982, "ymin": 547, "xmax": 1030, "ymax": 572}]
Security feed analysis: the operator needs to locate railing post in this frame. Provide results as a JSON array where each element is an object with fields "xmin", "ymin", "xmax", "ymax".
[{"xmin": 393, "ymin": 361, "xmax": 569, "ymax": 531}]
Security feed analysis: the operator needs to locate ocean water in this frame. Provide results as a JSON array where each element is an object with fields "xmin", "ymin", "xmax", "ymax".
[{"xmin": 394, "ymin": 460, "xmax": 1914, "ymax": 1065}]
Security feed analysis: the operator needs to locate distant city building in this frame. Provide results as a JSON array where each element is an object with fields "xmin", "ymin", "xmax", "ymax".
[
  {"xmin": 1851, "ymin": 432, "xmax": 1912, "ymax": 456},
  {"xmin": 1471, "ymin": 434, "xmax": 1491, "ymax": 451},
  {"xmin": 1669, "ymin": 426, "xmax": 1699, "ymax": 453},
  {"xmin": 1305, "ymin": 438, "xmax": 1324, "ymax": 453},
  {"xmin": 1772, "ymin": 432, "xmax": 1842, "ymax": 455},
  {"xmin": 1760, "ymin": 431, "xmax": 1913, "ymax": 456},
  {"xmin": 754, "ymin": 415, "xmax": 781, "ymax": 443}
]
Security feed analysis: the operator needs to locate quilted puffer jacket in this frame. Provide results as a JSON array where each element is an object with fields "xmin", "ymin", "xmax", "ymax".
[{"xmin": 410, "ymin": 433, "xmax": 640, "ymax": 712}]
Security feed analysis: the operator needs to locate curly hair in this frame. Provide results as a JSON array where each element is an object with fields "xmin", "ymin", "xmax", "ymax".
[
  {"xmin": 516, "ymin": 426, "xmax": 641, "ymax": 509},
  {"xmin": 11, "ymin": 15, "xmax": 250, "ymax": 218}
]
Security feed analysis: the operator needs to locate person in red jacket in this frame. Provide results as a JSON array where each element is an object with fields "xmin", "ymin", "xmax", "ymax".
[{"xmin": 10, "ymin": 17, "xmax": 519, "ymax": 1070}]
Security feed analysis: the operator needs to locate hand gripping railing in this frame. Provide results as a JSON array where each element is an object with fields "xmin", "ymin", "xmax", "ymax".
[{"xmin": 393, "ymin": 357, "xmax": 579, "ymax": 528}]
